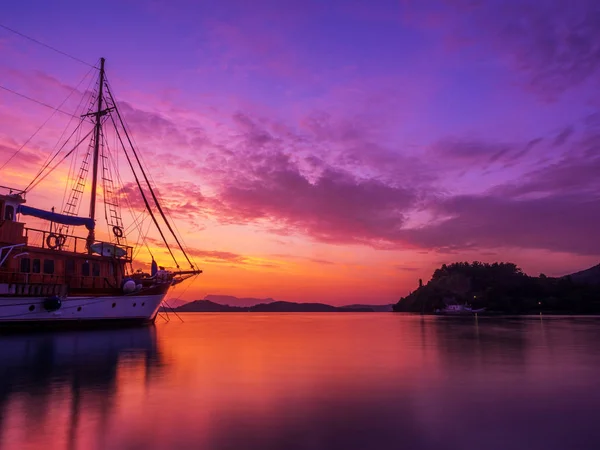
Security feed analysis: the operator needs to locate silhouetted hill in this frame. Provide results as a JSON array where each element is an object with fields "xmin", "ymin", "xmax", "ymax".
[
  {"xmin": 160, "ymin": 299, "xmax": 187, "ymax": 309},
  {"xmin": 565, "ymin": 264, "xmax": 600, "ymax": 286},
  {"xmin": 174, "ymin": 300, "xmax": 245, "ymax": 312},
  {"xmin": 204, "ymin": 295, "xmax": 275, "ymax": 307},
  {"xmin": 170, "ymin": 299, "xmax": 374, "ymax": 313},
  {"xmin": 393, "ymin": 261, "xmax": 600, "ymax": 314},
  {"xmin": 251, "ymin": 301, "xmax": 372, "ymax": 312}
]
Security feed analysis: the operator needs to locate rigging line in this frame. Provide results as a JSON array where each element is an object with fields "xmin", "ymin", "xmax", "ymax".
[
  {"xmin": 26, "ymin": 128, "xmax": 95, "ymax": 193},
  {"xmin": 103, "ymin": 131, "xmax": 127, "ymax": 246},
  {"xmin": 104, "ymin": 79, "xmax": 198, "ymax": 270},
  {"xmin": 105, "ymin": 130, "xmax": 153, "ymax": 257},
  {"xmin": 8, "ymin": 67, "xmax": 96, "ymax": 191},
  {"xmin": 102, "ymin": 79, "xmax": 193, "ymax": 249},
  {"xmin": 35, "ymin": 120, "xmax": 82, "ymax": 197},
  {"xmin": 24, "ymin": 121, "xmax": 86, "ymax": 192},
  {"xmin": 0, "ymin": 85, "xmax": 80, "ymax": 119},
  {"xmin": 0, "ymin": 23, "xmax": 96, "ymax": 68},
  {"xmin": 162, "ymin": 300, "xmax": 184, "ymax": 323},
  {"xmin": 60, "ymin": 66, "xmax": 98, "ymax": 210},
  {"xmin": 60, "ymin": 122, "xmax": 82, "ymax": 217},
  {"xmin": 106, "ymin": 85, "xmax": 196, "ymax": 270},
  {"xmin": 125, "ymin": 208, "xmax": 148, "ymax": 234},
  {"xmin": 101, "ymin": 130, "xmax": 110, "ymax": 235},
  {"xmin": 168, "ymin": 273, "xmax": 198, "ymax": 304},
  {"xmin": 0, "ymin": 66, "xmax": 95, "ymax": 171},
  {"xmin": 132, "ymin": 215, "xmax": 155, "ymax": 261},
  {"xmin": 109, "ymin": 113, "xmax": 180, "ymax": 268}
]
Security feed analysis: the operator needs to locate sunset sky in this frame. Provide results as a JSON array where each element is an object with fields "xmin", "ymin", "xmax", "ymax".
[{"xmin": 1, "ymin": 0, "xmax": 599, "ymax": 304}]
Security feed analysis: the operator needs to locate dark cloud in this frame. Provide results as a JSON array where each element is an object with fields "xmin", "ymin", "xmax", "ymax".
[
  {"xmin": 395, "ymin": 266, "xmax": 420, "ymax": 272},
  {"xmin": 215, "ymin": 151, "xmax": 418, "ymax": 245},
  {"xmin": 405, "ymin": 193, "xmax": 600, "ymax": 256},
  {"xmin": 432, "ymin": 139, "xmax": 513, "ymax": 165},
  {"xmin": 553, "ymin": 126, "xmax": 574, "ymax": 147}
]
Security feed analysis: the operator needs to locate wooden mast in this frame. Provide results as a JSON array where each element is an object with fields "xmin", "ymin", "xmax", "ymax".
[{"xmin": 87, "ymin": 57, "xmax": 105, "ymax": 253}]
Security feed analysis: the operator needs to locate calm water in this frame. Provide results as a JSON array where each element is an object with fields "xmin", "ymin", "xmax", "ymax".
[{"xmin": 1, "ymin": 314, "xmax": 600, "ymax": 450}]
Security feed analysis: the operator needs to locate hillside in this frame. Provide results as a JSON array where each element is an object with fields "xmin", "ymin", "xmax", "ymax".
[
  {"xmin": 171, "ymin": 299, "xmax": 374, "ymax": 313},
  {"xmin": 174, "ymin": 300, "xmax": 245, "ymax": 312},
  {"xmin": 393, "ymin": 262, "xmax": 600, "ymax": 314},
  {"xmin": 565, "ymin": 264, "xmax": 600, "ymax": 286}
]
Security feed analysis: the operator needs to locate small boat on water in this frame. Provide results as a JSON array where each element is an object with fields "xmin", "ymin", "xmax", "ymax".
[
  {"xmin": 0, "ymin": 58, "xmax": 202, "ymax": 328},
  {"xmin": 435, "ymin": 299, "xmax": 486, "ymax": 315}
]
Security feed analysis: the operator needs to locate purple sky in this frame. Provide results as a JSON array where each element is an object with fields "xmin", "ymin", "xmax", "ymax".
[{"xmin": 1, "ymin": 0, "xmax": 600, "ymax": 303}]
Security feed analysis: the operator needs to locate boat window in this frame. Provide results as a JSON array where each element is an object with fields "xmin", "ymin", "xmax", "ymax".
[
  {"xmin": 4, "ymin": 205, "xmax": 14, "ymax": 221},
  {"xmin": 32, "ymin": 259, "xmax": 41, "ymax": 274},
  {"xmin": 66, "ymin": 259, "xmax": 76, "ymax": 275},
  {"xmin": 43, "ymin": 259, "xmax": 55, "ymax": 275},
  {"xmin": 92, "ymin": 262, "xmax": 100, "ymax": 276},
  {"xmin": 20, "ymin": 258, "xmax": 30, "ymax": 273},
  {"xmin": 82, "ymin": 261, "xmax": 90, "ymax": 276}
]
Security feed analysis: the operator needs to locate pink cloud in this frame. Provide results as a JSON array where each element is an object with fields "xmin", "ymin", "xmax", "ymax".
[
  {"xmin": 118, "ymin": 181, "xmax": 212, "ymax": 226},
  {"xmin": 96, "ymin": 82, "xmax": 600, "ymax": 259}
]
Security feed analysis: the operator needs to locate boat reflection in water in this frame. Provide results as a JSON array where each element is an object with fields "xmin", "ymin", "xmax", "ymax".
[{"xmin": 0, "ymin": 326, "xmax": 161, "ymax": 450}]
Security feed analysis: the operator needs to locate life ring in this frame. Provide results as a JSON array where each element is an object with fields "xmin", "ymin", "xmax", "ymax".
[
  {"xmin": 112, "ymin": 226, "xmax": 123, "ymax": 238},
  {"xmin": 46, "ymin": 233, "xmax": 66, "ymax": 249}
]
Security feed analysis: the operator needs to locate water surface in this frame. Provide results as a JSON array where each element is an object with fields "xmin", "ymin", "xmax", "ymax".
[{"xmin": 1, "ymin": 314, "xmax": 600, "ymax": 449}]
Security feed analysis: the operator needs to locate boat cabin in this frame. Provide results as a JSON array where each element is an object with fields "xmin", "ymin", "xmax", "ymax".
[{"xmin": 0, "ymin": 190, "xmax": 133, "ymax": 297}]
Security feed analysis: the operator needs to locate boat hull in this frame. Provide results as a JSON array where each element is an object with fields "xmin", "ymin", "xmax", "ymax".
[
  {"xmin": 0, "ymin": 291, "xmax": 167, "ymax": 330},
  {"xmin": 435, "ymin": 307, "xmax": 487, "ymax": 315}
]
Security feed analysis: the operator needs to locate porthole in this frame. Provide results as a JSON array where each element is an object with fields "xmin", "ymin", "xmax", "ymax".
[
  {"xmin": 133, "ymin": 302, "xmax": 137, "ymax": 307},
  {"xmin": 28, "ymin": 305, "xmax": 35, "ymax": 312},
  {"xmin": 77, "ymin": 306, "xmax": 82, "ymax": 312},
  {"xmin": 112, "ymin": 303, "xmax": 116, "ymax": 308},
  {"xmin": 141, "ymin": 302, "xmax": 145, "ymax": 306}
]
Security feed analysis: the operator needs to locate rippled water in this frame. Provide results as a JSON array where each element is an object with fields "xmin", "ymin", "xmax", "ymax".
[{"xmin": 1, "ymin": 314, "xmax": 600, "ymax": 450}]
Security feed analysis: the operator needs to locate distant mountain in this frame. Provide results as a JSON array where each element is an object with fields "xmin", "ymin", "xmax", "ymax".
[
  {"xmin": 160, "ymin": 298, "xmax": 188, "ymax": 309},
  {"xmin": 175, "ymin": 300, "xmax": 245, "ymax": 312},
  {"xmin": 343, "ymin": 304, "xmax": 394, "ymax": 312},
  {"xmin": 172, "ymin": 299, "xmax": 374, "ymax": 313},
  {"xmin": 204, "ymin": 295, "xmax": 275, "ymax": 307},
  {"xmin": 251, "ymin": 301, "xmax": 372, "ymax": 312}
]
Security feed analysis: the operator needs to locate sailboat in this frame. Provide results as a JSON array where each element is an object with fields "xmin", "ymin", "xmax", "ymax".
[{"xmin": 0, "ymin": 58, "xmax": 202, "ymax": 328}]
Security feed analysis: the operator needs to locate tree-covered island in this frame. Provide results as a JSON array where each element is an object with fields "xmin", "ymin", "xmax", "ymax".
[{"xmin": 393, "ymin": 262, "xmax": 600, "ymax": 314}]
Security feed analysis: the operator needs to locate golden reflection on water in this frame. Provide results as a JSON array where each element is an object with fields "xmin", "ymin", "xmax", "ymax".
[{"xmin": 1, "ymin": 314, "xmax": 600, "ymax": 450}]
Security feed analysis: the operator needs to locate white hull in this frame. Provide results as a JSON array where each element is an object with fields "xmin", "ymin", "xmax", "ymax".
[
  {"xmin": 435, "ymin": 307, "xmax": 486, "ymax": 315},
  {"xmin": 0, "ymin": 292, "xmax": 167, "ymax": 325}
]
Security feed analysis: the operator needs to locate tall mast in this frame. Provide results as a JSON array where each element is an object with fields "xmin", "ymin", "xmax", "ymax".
[{"xmin": 87, "ymin": 57, "xmax": 105, "ymax": 252}]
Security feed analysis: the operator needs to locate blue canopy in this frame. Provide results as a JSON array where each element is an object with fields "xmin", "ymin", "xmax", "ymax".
[{"xmin": 17, "ymin": 205, "xmax": 95, "ymax": 230}]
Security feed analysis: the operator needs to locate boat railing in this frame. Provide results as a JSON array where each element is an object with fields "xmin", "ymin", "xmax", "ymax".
[
  {"xmin": 0, "ymin": 270, "xmax": 120, "ymax": 292},
  {"xmin": 23, "ymin": 227, "xmax": 133, "ymax": 261}
]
